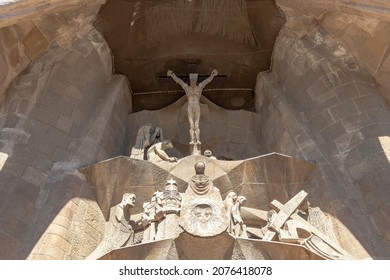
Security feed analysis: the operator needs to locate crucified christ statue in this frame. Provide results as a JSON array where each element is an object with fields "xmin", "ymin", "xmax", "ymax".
[{"xmin": 167, "ymin": 69, "xmax": 218, "ymax": 145}]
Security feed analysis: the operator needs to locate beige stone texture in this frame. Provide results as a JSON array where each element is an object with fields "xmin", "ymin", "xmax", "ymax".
[
  {"xmin": 0, "ymin": 21, "xmax": 130, "ymax": 258},
  {"xmin": 0, "ymin": 0, "xmax": 390, "ymax": 260},
  {"xmin": 256, "ymin": 21, "xmax": 390, "ymax": 258}
]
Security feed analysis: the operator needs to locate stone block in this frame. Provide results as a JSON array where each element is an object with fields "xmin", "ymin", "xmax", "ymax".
[
  {"xmin": 34, "ymin": 189, "xmax": 49, "ymax": 207},
  {"xmin": 365, "ymin": 108, "xmax": 390, "ymax": 122},
  {"xmin": 356, "ymin": 139, "xmax": 384, "ymax": 159},
  {"xmin": 38, "ymin": 244, "xmax": 64, "ymax": 259},
  {"xmin": 0, "ymin": 231, "xmax": 18, "ymax": 260},
  {"xmin": 13, "ymin": 179, "xmax": 40, "ymax": 201},
  {"xmin": 47, "ymin": 224, "xmax": 68, "ymax": 237},
  {"xmin": 7, "ymin": 143, "xmax": 36, "ymax": 166},
  {"xmin": 22, "ymin": 166, "xmax": 48, "ymax": 188},
  {"xmin": 306, "ymin": 108, "xmax": 335, "ymax": 129},
  {"xmin": 29, "ymin": 253, "xmax": 57, "ymax": 260},
  {"xmin": 329, "ymin": 99, "xmax": 359, "ymax": 122},
  {"xmin": 63, "ymin": 84, "xmax": 83, "ymax": 107},
  {"xmin": 69, "ymin": 123, "xmax": 85, "ymax": 138},
  {"xmin": 228, "ymin": 126, "xmax": 248, "ymax": 144},
  {"xmin": 31, "ymin": 154, "xmax": 53, "ymax": 173},
  {"xmin": 355, "ymin": 80, "xmax": 379, "ymax": 97},
  {"xmin": 22, "ymin": 26, "xmax": 49, "ymax": 60},
  {"xmin": 341, "ymin": 113, "xmax": 371, "ymax": 132},
  {"xmin": 77, "ymin": 96, "xmax": 95, "ymax": 115},
  {"xmin": 0, "ymin": 26, "xmax": 18, "ymax": 49},
  {"xmin": 25, "ymin": 119, "xmax": 49, "ymax": 138},
  {"xmin": 40, "ymin": 233, "xmax": 65, "ymax": 250},
  {"xmin": 211, "ymin": 120, "xmax": 228, "ymax": 140},
  {"xmin": 300, "ymin": 144, "xmax": 324, "ymax": 162},
  {"xmin": 83, "ymin": 222, "xmax": 101, "ymax": 242},
  {"xmin": 79, "ymin": 186, "xmax": 95, "ymax": 201},
  {"xmin": 307, "ymin": 75, "xmax": 334, "ymax": 98},
  {"xmin": 0, "ymin": 128, "xmax": 30, "ymax": 146},
  {"xmin": 334, "ymin": 131, "xmax": 364, "ymax": 152},
  {"xmin": 31, "ymin": 104, "xmax": 60, "ymax": 126},
  {"xmin": 1, "ymin": 162, "xmax": 27, "ymax": 177},
  {"xmin": 44, "ymin": 189, "xmax": 75, "ymax": 208},
  {"xmin": 354, "ymin": 95, "xmax": 385, "ymax": 112},
  {"xmin": 52, "ymin": 147, "xmax": 68, "ymax": 162},
  {"xmin": 16, "ymin": 99, "xmax": 30, "ymax": 114},
  {"xmin": 62, "ymin": 173, "xmax": 85, "ymax": 195},
  {"xmin": 39, "ymin": 90, "xmax": 62, "ymax": 108},
  {"xmin": 334, "ymin": 82, "xmax": 359, "ymax": 101},
  {"xmin": 0, "ymin": 207, "xmax": 18, "ymax": 233},
  {"xmin": 58, "ymin": 205, "xmax": 75, "ymax": 221},
  {"xmin": 2, "ymin": 193, "xmax": 33, "ymax": 222},
  {"xmin": 45, "ymin": 127, "xmax": 71, "ymax": 148},
  {"xmin": 360, "ymin": 123, "xmax": 386, "ymax": 140},
  {"xmin": 14, "ymin": 220, "xmax": 28, "ymax": 240},
  {"xmin": 320, "ymin": 121, "xmax": 346, "ymax": 143},
  {"xmin": 53, "ymin": 215, "xmax": 71, "ymax": 229},
  {"xmin": 347, "ymin": 158, "xmax": 374, "ymax": 180},
  {"xmin": 359, "ymin": 32, "xmax": 389, "ymax": 74},
  {"xmin": 3, "ymin": 113, "xmax": 23, "ymax": 128}
]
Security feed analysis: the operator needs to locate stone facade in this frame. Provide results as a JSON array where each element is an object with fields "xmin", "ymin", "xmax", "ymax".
[
  {"xmin": 0, "ymin": 17, "xmax": 130, "ymax": 258},
  {"xmin": 256, "ymin": 22, "xmax": 390, "ymax": 259},
  {"xmin": 0, "ymin": 0, "xmax": 389, "ymax": 259}
]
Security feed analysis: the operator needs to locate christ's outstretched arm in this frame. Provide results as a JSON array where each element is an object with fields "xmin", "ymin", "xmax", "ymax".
[
  {"xmin": 167, "ymin": 70, "xmax": 188, "ymax": 89},
  {"xmin": 198, "ymin": 69, "xmax": 218, "ymax": 89}
]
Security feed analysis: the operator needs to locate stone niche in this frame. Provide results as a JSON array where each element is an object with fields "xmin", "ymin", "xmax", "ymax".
[{"xmin": 127, "ymin": 96, "xmax": 261, "ymax": 161}]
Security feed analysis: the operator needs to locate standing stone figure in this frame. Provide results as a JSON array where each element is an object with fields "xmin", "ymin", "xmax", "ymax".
[
  {"xmin": 224, "ymin": 191, "xmax": 238, "ymax": 233},
  {"xmin": 87, "ymin": 193, "xmax": 136, "ymax": 259},
  {"xmin": 167, "ymin": 69, "xmax": 218, "ymax": 145},
  {"xmin": 230, "ymin": 195, "xmax": 248, "ymax": 238}
]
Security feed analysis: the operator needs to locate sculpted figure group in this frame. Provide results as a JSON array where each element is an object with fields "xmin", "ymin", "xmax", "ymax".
[
  {"xmin": 129, "ymin": 69, "xmax": 218, "ymax": 159},
  {"xmin": 95, "ymin": 72, "xmax": 353, "ymax": 259},
  {"xmin": 224, "ymin": 192, "xmax": 248, "ymax": 238},
  {"xmin": 87, "ymin": 158, "xmax": 352, "ymax": 260}
]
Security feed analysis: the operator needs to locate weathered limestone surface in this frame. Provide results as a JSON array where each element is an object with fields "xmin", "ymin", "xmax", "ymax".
[
  {"xmin": 0, "ymin": 0, "xmax": 389, "ymax": 260},
  {"xmin": 256, "ymin": 23, "xmax": 390, "ymax": 258},
  {"xmin": 276, "ymin": 0, "xmax": 390, "ymax": 103},
  {"xmin": 0, "ymin": 26, "xmax": 131, "ymax": 259},
  {"xmin": 0, "ymin": 0, "xmax": 105, "ymax": 102}
]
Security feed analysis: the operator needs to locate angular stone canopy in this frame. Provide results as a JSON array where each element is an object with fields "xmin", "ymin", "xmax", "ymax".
[{"xmin": 0, "ymin": 0, "xmax": 390, "ymax": 260}]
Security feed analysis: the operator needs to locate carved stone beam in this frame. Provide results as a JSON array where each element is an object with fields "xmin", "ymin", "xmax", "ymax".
[
  {"xmin": 271, "ymin": 200, "xmax": 352, "ymax": 258},
  {"xmin": 263, "ymin": 190, "xmax": 308, "ymax": 241}
]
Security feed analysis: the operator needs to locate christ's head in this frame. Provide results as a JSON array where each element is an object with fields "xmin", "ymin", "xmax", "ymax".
[{"xmin": 189, "ymin": 73, "xmax": 198, "ymax": 87}]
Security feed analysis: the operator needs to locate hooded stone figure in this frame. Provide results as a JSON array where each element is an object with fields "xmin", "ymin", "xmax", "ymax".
[{"xmin": 179, "ymin": 161, "xmax": 228, "ymax": 237}]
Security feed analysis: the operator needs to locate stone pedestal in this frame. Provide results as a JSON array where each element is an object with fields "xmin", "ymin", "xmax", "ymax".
[
  {"xmin": 175, "ymin": 231, "xmax": 234, "ymax": 260},
  {"xmin": 190, "ymin": 142, "xmax": 201, "ymax": 155}
]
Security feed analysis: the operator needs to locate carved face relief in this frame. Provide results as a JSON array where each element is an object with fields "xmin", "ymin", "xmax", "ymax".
[
  {"xmin": 193, "ymin": 204, "xmax": 213, "ymax": 225},
  {"xmin": 121, "ymin": 193, "xmax": 136, "ymax": 207}
]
